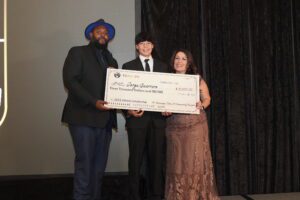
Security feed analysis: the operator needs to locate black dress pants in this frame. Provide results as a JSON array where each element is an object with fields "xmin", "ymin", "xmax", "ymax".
[{"xmin": 127, "ymin": 122, "xmax": 165, "ymax": 200}]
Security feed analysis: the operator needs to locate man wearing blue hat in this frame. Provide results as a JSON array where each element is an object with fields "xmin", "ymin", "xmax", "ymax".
[{"xmin": 62, "ymin": 19, "xmax": 118, "ymax": 200}]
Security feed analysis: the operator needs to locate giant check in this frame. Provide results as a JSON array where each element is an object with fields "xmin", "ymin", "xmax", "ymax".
[{"xmin": 104, "ymin": 69, "xmax": 200, "ymax": 114}]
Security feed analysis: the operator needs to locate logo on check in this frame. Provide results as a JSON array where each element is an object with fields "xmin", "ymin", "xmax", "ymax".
[{"xmin": 114, "ymin": 72, "xmax": 121, "ymax": 78}]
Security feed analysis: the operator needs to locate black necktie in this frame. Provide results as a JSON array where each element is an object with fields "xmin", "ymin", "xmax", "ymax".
[
  {"xmin": 144, "ymin": 59, "xmax": 150, "ymax": 72},
  {"xmin": 99, "ymin": 50, "xmax": 108, "ymax": 66},
  {"xmin": 95, "ymin": 49, "xmax": 108, "ymax": 69}
]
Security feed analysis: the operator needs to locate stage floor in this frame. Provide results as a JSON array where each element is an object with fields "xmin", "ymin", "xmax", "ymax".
[{"xmin": 220, "ymin": 192, "xmax": 300, "ymax": 200}]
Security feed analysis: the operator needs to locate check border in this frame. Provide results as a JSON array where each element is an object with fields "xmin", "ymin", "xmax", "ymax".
[{"xmin": 104, "ymin": 69, "xmax": 200, "ymax": 114}]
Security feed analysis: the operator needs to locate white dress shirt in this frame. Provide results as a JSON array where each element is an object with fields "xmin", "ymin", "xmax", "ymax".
[{"xmin": 139, "ymin": 55, "xmax": 154, "ymax": 72}]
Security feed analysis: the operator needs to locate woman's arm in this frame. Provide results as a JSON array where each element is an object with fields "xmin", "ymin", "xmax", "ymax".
[{"xmin": 199, "ymin": 79, "xmax": 211, "ymax": 109}]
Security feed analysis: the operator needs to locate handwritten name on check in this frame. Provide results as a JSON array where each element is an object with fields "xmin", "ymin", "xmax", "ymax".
[{"xmin": 104, "ymin": 68, "xmax": 200, "ymax": 114}]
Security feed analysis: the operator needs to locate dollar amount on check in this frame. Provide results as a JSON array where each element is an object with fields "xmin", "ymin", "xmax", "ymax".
[{"xmin": 104, "ymin": 68, "xmax": 200, "ymax": 114}]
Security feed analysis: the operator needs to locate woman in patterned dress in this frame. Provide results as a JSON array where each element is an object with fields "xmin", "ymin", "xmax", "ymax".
[{"xmin": 163, "ymin": 49, "xmax": 220, "ymax": 200}]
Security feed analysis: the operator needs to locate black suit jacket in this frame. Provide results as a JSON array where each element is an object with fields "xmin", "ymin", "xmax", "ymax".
[
  {"xmin": 122, "ymin": 57, "xmax": 168, "ymax": 128},
  {"xmin": 62, "ymin": 43, "xmax": 118, "ymax": 128}
]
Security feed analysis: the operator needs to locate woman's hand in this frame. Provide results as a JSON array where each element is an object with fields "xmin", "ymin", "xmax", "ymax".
[{"xmin": 196, "ymin": 101, "xmax": 204, "ymax": 110}]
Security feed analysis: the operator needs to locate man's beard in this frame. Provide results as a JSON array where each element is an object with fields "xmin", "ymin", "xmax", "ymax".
[{"xmin": 91, "ymin": 37, "xmax": 108, "ymax": 50}]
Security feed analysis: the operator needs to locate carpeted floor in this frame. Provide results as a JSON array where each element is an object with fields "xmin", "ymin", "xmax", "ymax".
[
  {"xmin": 220, "ymin": 193, "xmax": 300, "ymax": 200},
  {"xmin": 0, "ymin": 175, "xmax": 299, "ymax": 200}
]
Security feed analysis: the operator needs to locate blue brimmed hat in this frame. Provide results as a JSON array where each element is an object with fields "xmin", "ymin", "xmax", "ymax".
[{"xmin": 84, "ymin": 19, "xmax": 115, "ymax": 41}]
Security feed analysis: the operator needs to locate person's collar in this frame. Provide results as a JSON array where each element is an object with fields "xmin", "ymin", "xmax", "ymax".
[{"xmin": 139, "ymin": 55, "xmax": 153, "ymax": 62}]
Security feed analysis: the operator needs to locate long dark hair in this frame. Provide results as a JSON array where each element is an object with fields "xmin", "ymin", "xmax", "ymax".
[{"xmin": 169, "ymin": 49, "xmax": 198, "ymax": 75}]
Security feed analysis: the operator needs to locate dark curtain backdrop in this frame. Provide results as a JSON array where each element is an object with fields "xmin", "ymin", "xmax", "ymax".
[{"xmin": 141, "ymin": 0, "xmax": 300, "ymax": 195}]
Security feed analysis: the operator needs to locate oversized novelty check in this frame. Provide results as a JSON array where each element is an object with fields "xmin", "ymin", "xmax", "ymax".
[{"xmin": 104, "ymin": 68, "xmax": 200, "ymax": 114}]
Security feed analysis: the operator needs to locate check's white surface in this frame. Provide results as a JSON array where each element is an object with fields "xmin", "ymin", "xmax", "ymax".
[{"xmin": 105, "ymin": 69, "xmax": 200, "ymax": 114}]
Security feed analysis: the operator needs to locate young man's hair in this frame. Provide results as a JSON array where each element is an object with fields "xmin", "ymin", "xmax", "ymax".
[{"xmin": 135, "ymin": 32, "xmax": 155, "ymax": 45}]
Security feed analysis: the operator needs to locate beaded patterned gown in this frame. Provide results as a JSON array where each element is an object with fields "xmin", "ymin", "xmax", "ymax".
[{"xmin": 165, "ymin": 111, "xmax": 220, "ymax": 200}]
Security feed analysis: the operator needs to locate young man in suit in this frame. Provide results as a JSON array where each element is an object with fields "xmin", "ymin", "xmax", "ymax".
[
  {"xmin": 122, "ymin": 32, "xmax": 168, "ymax": 200},
  {"xmin": 62, "ymin": 19, "xmax": 118, "ymax": 200}
]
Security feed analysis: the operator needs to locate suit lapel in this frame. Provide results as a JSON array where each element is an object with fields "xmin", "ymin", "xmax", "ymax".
[{"xmin": 153, "ymin": 59, "xmax": 159, "ymax": 72}]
